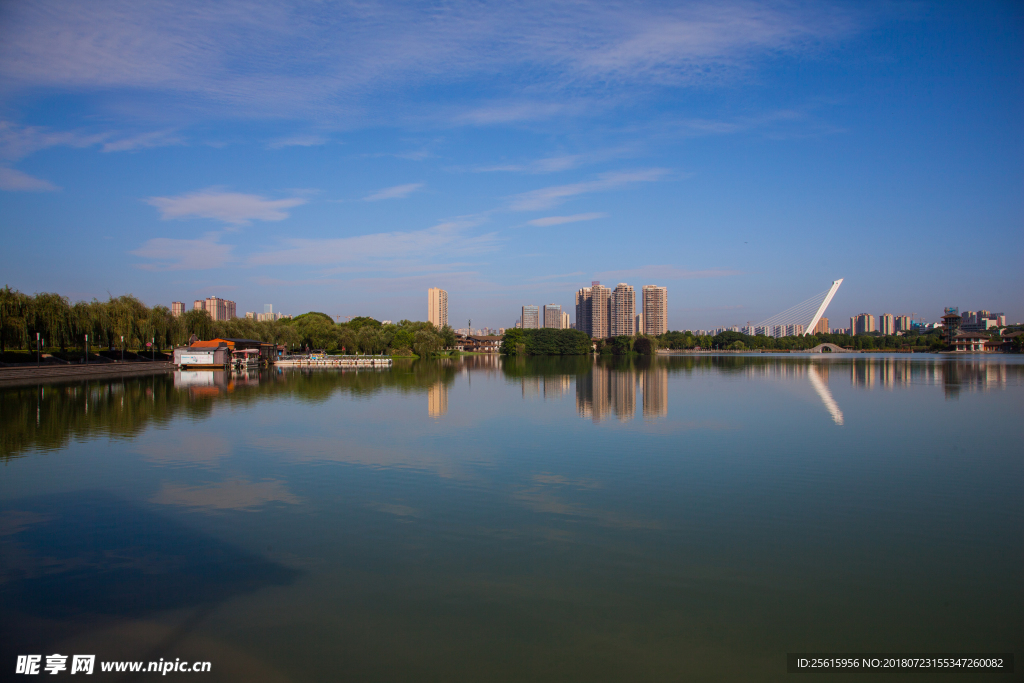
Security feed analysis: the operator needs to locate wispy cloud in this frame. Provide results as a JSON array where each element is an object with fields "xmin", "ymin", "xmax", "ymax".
[
  {"xmin": 268, "ymin": 134, "xmax": 329, "ymax": 149},
  {"xmin": 595, "ymin": 265, "xmax": 744, "ymax": 281},
  {"xmin": 0, "ymin": 2, "xmax": 861, "ymax": 123},
  {"xmin": 510, "ymin": 169, "xmax": 668, "ymax": 211},
  {"xmin": 0, "ymin": 120, "xmax": 182, "ymax": 159},
  {"xmin": 527, "ymin": 212, "xmax": 607, "ymax": 227},
  {"xmin": 248, "ymin": 217, "xmax": 497, "ymax": 268},
  {"xmin": 101, "ymin": 129, "xmax": 183, "ymax": 152},
  {"xmin": 363, "ymin": 183, "xmax": 424, "ymax": 201},
  {"xmin": 0, "ymin": 166, "xmax": 58, "ymax": 192},
  {"xmin": 130, "ymin": 232, "xmax": 234, "ymax": 271},
  {"xmin": 145, "ymin": 188, "xmax": 307, "ymax": 225}
]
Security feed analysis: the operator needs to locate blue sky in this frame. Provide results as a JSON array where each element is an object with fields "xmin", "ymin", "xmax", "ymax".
[{"xmin": 1, "ymin": 1, "xmax": 1021, "ymax": 329}]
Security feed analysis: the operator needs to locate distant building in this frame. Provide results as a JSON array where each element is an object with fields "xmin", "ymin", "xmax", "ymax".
[
  {"xmin": 194, "ymin": 296, "xmax": 236, "ymax": 321},
  {"xmin": 894, "ymin": 316, "xmax": 912, "ymax": 333},
  {"xmin": 641, "ymin": 285, "xmax": 668, "ymax": 336},
  {"xmin": 851, "ymin": 313, "xmax": 875, "ymax": 335},
  {"xmin": 610, "ymin": 283, "xmax": 635, "ymax": 336},
  {"xmin": 543, "ymin": 304, "xmax": 562, "ymax": 329},
  {"xmin": 245, "ymin": 311, "xmax": 255, "ymax": 319},
  {"xmin": 522, "ymin": 305, "xmax": 540, "ymax": 329},
  {"xmin": 171, "ymin": 301, "xmax": 185, "ymax": 317},
  {"xmin": 879, "ymin": 314, "xmax": 895, "ymax": 335},
  {"xmin": 561, "ymin": 311, "xmax": 570, "ymax": 330},
  {"xmin": 961, "ymin": 310, "xmax": 1006, "ymax": 332},
  {"xmin": 428, "ymin": 288, "xmax": 448, "ymax": 329},
  {"xmin": 813, "ymin": 317, "xmax": 829, "ymax": 334}
]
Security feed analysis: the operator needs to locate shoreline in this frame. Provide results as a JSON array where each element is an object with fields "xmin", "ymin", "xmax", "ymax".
[{"xmin": 0, "ymin": 362, "xmax": 174, "ymax": 388}]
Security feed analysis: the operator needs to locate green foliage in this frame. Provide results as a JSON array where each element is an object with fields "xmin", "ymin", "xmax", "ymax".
[
  {"xmin": 500, "ymin": 328, "xmax": 592, "ymax": 355},
  {"xmin": 633, "ymin": 336, "xmax": 654, "ymax": 355}
]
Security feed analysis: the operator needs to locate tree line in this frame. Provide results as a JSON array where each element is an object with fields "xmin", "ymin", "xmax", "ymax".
[
  {"xmin": 0, "ymin": 286, "xmax": 456, "ymax": 357},
  {"xmin": 499, "ymin": 325, "xmax": 960, "ymax": 355}
]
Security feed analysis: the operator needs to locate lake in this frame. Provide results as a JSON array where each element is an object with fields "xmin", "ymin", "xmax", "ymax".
[{"xmin": 2, "ymin": 354, "xmax": 1021, "ymax": 681}]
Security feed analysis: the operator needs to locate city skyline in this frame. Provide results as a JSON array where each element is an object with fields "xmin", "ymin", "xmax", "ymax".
[{"xmin": 1, "ymin": 3, "xmax": 1020, "ymax": 328}]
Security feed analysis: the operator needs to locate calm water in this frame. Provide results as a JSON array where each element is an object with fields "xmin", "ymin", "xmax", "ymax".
[{"xmin": 2, "ymin": 355, "xmax": 1021, "ymax": 681}]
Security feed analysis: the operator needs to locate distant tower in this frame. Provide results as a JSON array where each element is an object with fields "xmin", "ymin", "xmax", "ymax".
[{"xmin": 941, "ymin": 307, "xmax": 961, "ymax": 345}]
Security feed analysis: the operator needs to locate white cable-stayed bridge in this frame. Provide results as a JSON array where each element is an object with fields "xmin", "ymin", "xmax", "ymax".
[{"xmin": 743, "ymin": 279, "xmax": 843, "ymax": 337}]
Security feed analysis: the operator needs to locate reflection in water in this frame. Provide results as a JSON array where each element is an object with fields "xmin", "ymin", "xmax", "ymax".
[
  {"xmin": 808, "ymin": 364, "xmax": 844, "ymax": 425},
  {"xmin": 0, "ymin": 492, "xmax": 297, "ymax": 656},
  {"xmin": 641, "ymin": 364, "xmax": 668, "ymax": 419},
  {"xmin": 4, "ymin": 356, "xmax": 1021, "ymax": 460},
  {"xmin": 428, "ymin": 382, "xmax": 448, "ymax": 417}
]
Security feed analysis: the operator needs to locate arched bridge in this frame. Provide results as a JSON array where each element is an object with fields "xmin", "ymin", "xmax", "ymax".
[{"xmin": 807, "ymin": 343, "xmax": 852, "ymax": 353}]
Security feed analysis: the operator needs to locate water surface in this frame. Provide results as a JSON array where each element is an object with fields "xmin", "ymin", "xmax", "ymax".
[{"xmin": 2, "ymin": 355, "xmax": 1021, "ymax": 681}]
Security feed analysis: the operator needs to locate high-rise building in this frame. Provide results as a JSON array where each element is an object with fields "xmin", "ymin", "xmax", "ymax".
[
  {"xmin": 590, "ymin": 282, "xmax": 611, "ymax": 338},
  {"xmin": 813, "ymin": 317, "xmax": 829, "ymax": 334},
  {"xmin": 879, "ymin": 314, "xmax": 895, "ymax": 335},
  {"xmin": 193, "ymin": 296, "xmax": 236, "ymax": 321},
  {"xmin": 851, "ymin": 313, "xmax": 876, "ymax": 335},
  {"xmin": 264, "ymin": 304, "xmax": 273, "ymax": 315},
  {"xmin": 428, "ymin": 288, "xmax": 448, "ymax": 329},
  {"xmin": 610, "ymin": 283, "xmax": 635, "ymax": 336},
  {"xmin": 522, "ymin": 305, "xmax": 540, "ymax": 329},
  {"xmin": 543, "ymin": 304, "xmax": 562, "ymax": 329},
  {"xmin": 575, "ymin": 287, "xmax": 592, "ymax": 334},
  {"xmin": 171, "ymin": 301, "xmax": 184, "ymax": 317},
  {"xmin": 561, "ymin": 311, "xmax": 570, "ymax": 329},
  {"xmin": 894, "ymin": 316, "xmax": 912, "ymax": 333},
  {"xmin": 641, "ymin": 285, "xmax": 668, "ymax": 335}
]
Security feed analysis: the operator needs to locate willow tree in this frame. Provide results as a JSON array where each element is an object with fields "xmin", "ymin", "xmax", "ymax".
[
  {"xmin": 30, "ymin": 292, "xmax": 76, "ymax": 350},
  {"xmin": 0, "ymin": 286, "xmax": 30, "ymax": 352}
]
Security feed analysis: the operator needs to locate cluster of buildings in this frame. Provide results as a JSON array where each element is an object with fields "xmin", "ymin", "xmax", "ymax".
[
  {"xmin": 171, "ymin": 297, "xmax": 290, "ymax": 322},
  {"xmin": 172, "ymin": 296, "xmax": 237, "ymax": 321},
  {"xmin": 570, "ymin": 282, "xmax": 668, "ymax": 337},
  {"xmin": 520, "ymin": 304, "xmax": 572, "ymax": 330},
  {"xmin": 245, "ymin": 304, "xmax": 291, "ymax": 322}
]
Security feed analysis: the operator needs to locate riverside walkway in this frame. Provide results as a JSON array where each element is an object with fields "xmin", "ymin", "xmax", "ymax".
[{"xmin": 0, "ymin": 361, "xmax": 174, "ymax": 388}]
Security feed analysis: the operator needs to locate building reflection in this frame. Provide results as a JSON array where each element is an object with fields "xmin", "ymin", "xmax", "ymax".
[
  {"xmin": 428, "ymin": 382, "xmax": 448, "ymax": 417},
  {"xmin": 641, "ymin": 365, "xmax": 668, "ymax": 419}
]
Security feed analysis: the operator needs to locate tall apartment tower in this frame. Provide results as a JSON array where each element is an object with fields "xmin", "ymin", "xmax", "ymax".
[
  {"xmin": 641, "ymin": 285, "xmax": 668, "ymax": 336},
  {"xmin": 813, "ymin": 317, "xmax": 829, "ymax": 334},
  {"xmin": 428, "ymin": 288, "xmax": 448, "ymax": 329},
  {"xmin": 610, "ymin": 284, "xmax": 635, "ymax": 336},
  {"xmin": 575, "ymin": 287, "xmax": 592, "ymax": 335},
  {"xmin": 851, "ymin": 313, "xmax": 876, "ymax": 335},
  {"xmin": 894, "ymin": 316, "xmax": 912, "ymax": 333},
  {"xmin": 590, "ymin": 282, "xmax": 611, "ymax": 338},
  {"xmin": 171, "ymin": 302, "xmax": 184, "ymax": 317},
  {"xmin": 879, "ymin": 314, "xmax": 895, "ymax": 335},
  {"xmin": 193, "ymin": 296, "xmax": 236, "ymax": 321},
  {"xmin": 561, "ymin": 311, "xmax": 570, "ymax": 329},
  {"xmin": 521, "ymin": 305, "xmax": 540, "ymax": 329},
  {"xmin": 543, "ymin": 304, "xmax": 562, "ymax": 329}
]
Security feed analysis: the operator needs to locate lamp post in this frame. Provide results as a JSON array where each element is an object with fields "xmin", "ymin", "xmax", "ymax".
[
  {"xmin": 84, "ymin": 334, "xmax": 88, "ymax": 364},
  {"xmin": 36, "ymin": 332, "xmax": 40, "ymax": 366},
  {"xmin": 152, "ymin": 336, "xmax": 155, "ymax": 360},
  {"xmin": 121, "ymin": 336, "xmax": 124, "ymax": 362}
]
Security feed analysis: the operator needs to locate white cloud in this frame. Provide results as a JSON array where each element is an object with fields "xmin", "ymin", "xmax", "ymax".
[
  {"xmin": 268, "ymin": 134, "xmax": 329, "ymax": 149},
  {"xmin": 510, "ymin": 169, "xmax": 668, "ymax": 211},
  {"xmin": 130, "ymin": 232, "xmax": 234, "ymax": 271},
  {"xmin": 363, "ymin": 183, "xmax": 424, "ymax": 201},
  {"xmin": 145, "ymin": 188, "xmax": 307, "ymax": 225},
  {"xmin": 0, "ymin": 166, "xmax": 58, "ymax": 191},
  {"xmin": 527, "ymin": 212, "xmax": 607, "ymax": 227}
]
